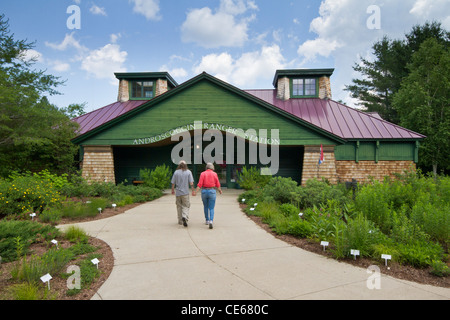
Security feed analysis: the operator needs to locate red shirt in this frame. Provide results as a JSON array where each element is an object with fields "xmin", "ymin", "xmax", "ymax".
[{"xmin": 197, "ymin": 169, "xmax": 221, "ymax": 188}]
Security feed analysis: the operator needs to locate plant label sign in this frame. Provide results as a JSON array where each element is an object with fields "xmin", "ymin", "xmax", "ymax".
[
  {"xmin": 40, "ymin": 273, "xmax": 52, "ymax": 290},
  {"xmin": 321, "ymin": 241, "xmax": 329, "ymax": 251},
  {"xmin": 91, "ymin": 258, "xmax": 100, "ymax": 269},
  {"xmin": 30, "ymin": 213, "xmax": 36, "ymax": 220},
  {"xmin": 51, "ymin": 239, "xmax": 58, "ymax": 248},
  {"xmin": 351, "ymin": 249, "xmax": 360, "ymax": 260},
  {"xmin": 381, "ymin": 254, "xmax": 391, "ymax": 266}
]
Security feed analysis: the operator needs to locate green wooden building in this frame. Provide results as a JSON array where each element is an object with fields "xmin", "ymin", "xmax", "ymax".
[{"xmin": 72, "ymin": 69, "xmax": 425, "ymax": 187}]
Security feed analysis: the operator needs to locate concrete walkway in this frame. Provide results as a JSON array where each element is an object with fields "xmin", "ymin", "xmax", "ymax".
[{"xmin": 58, "ymin": 190, "xmax": 450, "ymax": 300}]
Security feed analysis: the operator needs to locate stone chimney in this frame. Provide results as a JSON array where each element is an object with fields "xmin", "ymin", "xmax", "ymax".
[
  {"xmin": 117, "ymin": 79, "xmax": 129, "ymax": 102},
  {"xmin": 155, "ymin": 79, "xmax": 168, "ymax": 97},
  {"xmin": 318, "ymin": 76, "xmax": 332, "ymax": 100},
  {"xmin": 276, "ymin": 76, "xmax": 290, "ymax": 101}
]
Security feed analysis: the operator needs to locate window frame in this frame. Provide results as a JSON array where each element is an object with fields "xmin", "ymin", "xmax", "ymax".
[
  {"xmin": 129, "ymin": 80, "xmax": 155, "ymax": 100},
  {"xmin": 290, "ymin": 78, "xmax": 319, "ymax": 98}
]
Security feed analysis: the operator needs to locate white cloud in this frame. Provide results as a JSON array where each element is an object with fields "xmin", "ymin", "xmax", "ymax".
[
  {"xmin": 410, "ymin": 0, "xmax": 450, "ymax": 28},
  {"xmin": 45, "ymin": 32, "xmax": 88, "ymax": 53},
  {"xmin": 181, "ymin": 0, "xmax": 258, "ymax": 48},
  {"xmin": 50, "ymin": 60, "xmax": 71, "ymax": 72},
  {"xmin": 194, "ymin": 44, "xmax": 286, "ymax": 88},
  {"xmin": 295, "ymin": 0, "xmax": 450, "ymax": 107},
  {"xmin": 129, "ymin": 0, "xmax": 161, "ymax": 21},
  {"xmin": 81, "ymin": 44, "xmax": 127, "ymax": 84},
  {"xmin": 90, "ymin": 5, "xmax": 107, "ymax": 16}
]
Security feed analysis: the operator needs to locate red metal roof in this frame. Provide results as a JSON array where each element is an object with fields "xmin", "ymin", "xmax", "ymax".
[
  {"xmin": 244, "ymin": 89, "xmax": 425, "ymax": 140},
  {"xmin": 73, "ymin": 100, "xmax": 148, "ymax": 136}
]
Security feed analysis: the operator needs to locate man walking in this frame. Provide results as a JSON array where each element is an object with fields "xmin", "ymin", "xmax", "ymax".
[{"xmin": 171, "ymin": 160, "xmax": 195, "ymax": 227}]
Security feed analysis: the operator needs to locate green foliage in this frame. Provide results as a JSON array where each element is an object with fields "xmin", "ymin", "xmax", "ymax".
[
  {"xmin": 0, "ymin": 220, "xmax": 60, "ymax": 262},
  {"xmin": 11, "ymin": 248, "xmax": 74, "ymax": 284},
  {"xmin": 140, "ymin": 164, "xmax": 172, "ymax": 190},
  {"xmin": 237, "ymin": 166, "xmax": 271, "ymax": 190},
  {"xmin": 261, "ymin": 176, "xmax": 298, "ymax": 204},
  {"xmin": 0, "ymin": 15, "xmax": 79, "ymax": 177},
  {"xmin": 292, "ymin": 178, "xmax": 349, "ymax": 209},
  {"xmin": 64, "ymin": 226, "xmax": 89, "ymax": 243},
  {"xmin": 345, "ymin": 21, "xmax": 449, "ymax": 125},
  {"xmin": 393, "ymin": 37, "xmax": 450, "ymax": 174},
  {"xmin": 241, "ymin": 171, "xmax": 449, "ymax": 273},
  {"xmin": 0, "ymin": 171, "xmax": 63, "ymax": 216}
]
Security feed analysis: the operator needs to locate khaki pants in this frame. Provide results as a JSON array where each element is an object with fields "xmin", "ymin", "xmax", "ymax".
[{"xmin": 176, "ymin": 195, "xmax": 190, "ymax": 224}]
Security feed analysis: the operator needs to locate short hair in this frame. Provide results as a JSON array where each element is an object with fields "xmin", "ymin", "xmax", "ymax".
[
  {"xmin": 206, "ymin": 162, "xmax": 214, "ymax": 170},
  {"xmin": 177, "ymin": 160, "xmax": 188, "ymax": 171}
]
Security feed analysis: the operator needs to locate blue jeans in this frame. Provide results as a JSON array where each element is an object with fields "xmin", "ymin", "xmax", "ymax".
[{"xmin": 201, "ymin": 189, "xmax": 216, "ymax": 222}]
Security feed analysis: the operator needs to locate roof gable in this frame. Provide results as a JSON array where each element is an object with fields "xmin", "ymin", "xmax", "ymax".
[{"xmin": 72, "ymin": 72, "xmax": 344, "ymax": 145}]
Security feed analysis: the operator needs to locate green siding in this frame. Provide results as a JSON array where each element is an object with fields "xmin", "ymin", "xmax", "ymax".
[
  {"xmin": 335, "ymin": 141, "xmax": 416, "ymax": 161},
  {"xmin": 80, "ymin": 80, "xmax": 336, "ymax": 147}
]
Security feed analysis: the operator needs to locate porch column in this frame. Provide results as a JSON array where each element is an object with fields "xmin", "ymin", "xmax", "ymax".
[
  {"xmin": 81, "ymin": 146, "xmax": 116, "ymax": 183},
  {"xmin": 301, "ymin": 145, "xmax": 337, "ymax": 185}
]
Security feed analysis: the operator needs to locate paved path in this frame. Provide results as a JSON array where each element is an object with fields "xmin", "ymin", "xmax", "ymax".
[{"xmin": 58, "ymin": 190, "xmax": 450, "ymax": 300}]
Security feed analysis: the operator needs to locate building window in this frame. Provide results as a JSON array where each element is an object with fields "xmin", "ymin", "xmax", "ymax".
[
  {"xmin": 131, "ymin": 81, "xmax": 154, "ymax": 99},
  {"xmin": 292, "ymin": 78, "xmax": 317, "ymax": 97}
]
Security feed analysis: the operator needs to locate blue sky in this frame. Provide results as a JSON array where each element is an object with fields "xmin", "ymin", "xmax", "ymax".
[{"xmin": 2, "ymin": 0, "xmax": 449, "ymax": 113}]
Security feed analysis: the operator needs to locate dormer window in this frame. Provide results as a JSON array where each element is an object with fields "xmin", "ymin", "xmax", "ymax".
[
  {"xmin": 131, "ymin": 81, "xmax": 154, "ymax": 99},
  {"xmin": 292, "ymin": 78, "xmax": 317, "ymax": 97}
]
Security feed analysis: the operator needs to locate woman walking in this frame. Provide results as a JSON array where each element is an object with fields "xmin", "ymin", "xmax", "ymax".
[{"xmin": 196, "ymin": 163, "xmax": 222, "ymax": 229}]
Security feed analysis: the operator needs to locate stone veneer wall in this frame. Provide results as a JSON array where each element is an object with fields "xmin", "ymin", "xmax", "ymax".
[
  {"xmin": 81, "ymin": 146, "xmax": 116, "ymax": 183},
  {"xmin": 335, "ymin": 160, "xmax": 416, "ymax": 184},
  {"xmin": 276, "ymin": 77, "xmax": 290, "ymax": 100},
  {"xmin": 155, "ymin": 79, "xmax": 168, "ymax": 97},
  {"xmin": 318, "ymin": 76, "xmax": 332, "ymax": 100},
  {"xmin": 117, "ymin": 79, "xmax": 129, "ymax": 102},
  {"xmin": 301, "ymin": 146, "xmax": 338, "ymax": 185}
]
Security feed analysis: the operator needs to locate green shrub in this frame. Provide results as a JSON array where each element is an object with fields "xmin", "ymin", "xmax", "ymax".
[
  {"xmin": 430, "ymin": 260, "xmax": 450, "ymax": 277},
  {"xmin": 64, "ymin": 225, "xmax": 89, "ymax": 243},
  {"xmin": 279, "ymin": 203, "xmax": 299, "ymax": 217},
  {"xmin": 293, "ymin": 178, "xmax": 348, "ymax": 209},
  {"xmin": 140, "ymin": 164, "xmax": 172, "ymax": 190},
  {"xmin": 262, "ymin": 176, "xmax": 298, "ymax": 204},
  {"xmin": 237, "ymin": 166, "xmax": 271, "ymax": 190},
  {"xmin": 0, "ymin": 172, "xmax": 63, "ymax": 216},
  {"xmin": 287, "ymin": 219, "xmax": 313, "ymax": 238},
  {"xmin": 12, "ymin": 248, "xmax": 74, "ymax": 284},
  {"xmin": 0, "ymin": 221, "xmax": 60, "ymax": 262}
]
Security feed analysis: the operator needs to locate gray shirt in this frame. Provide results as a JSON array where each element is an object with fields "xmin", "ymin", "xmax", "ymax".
[{"xmin": 171, "ymin": 169, "xmax": 194, "ymax": 196}]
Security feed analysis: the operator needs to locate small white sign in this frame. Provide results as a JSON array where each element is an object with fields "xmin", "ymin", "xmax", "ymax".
[
  {"xmin": 320, "ymin": 241, "xmax": 329, "ymax": 251},
  {"xmin": 351, "ymin": 249, "xmax": 360, "ymax": 260},
  {"xmin": 381, "ymin": 254, "xmax": 391, "ymax": 266},
  {"xmin": 30, "ymin": 213, "xmax": 36, "ymax": 220},
  {"xmin": 51, "ymin": 239, "xmax": 58, "ymax": 247},
  {"xmin": 250, "ymin": 207, "xmax": 255, "ymax": 211},
  {"xmin": 112, "ymin": 203, "xmax": 117, "ymax": 210},
  {"xmin": 98, "ymin": 207, "xmax": 102, "ymax": 213},
  {"xmin": 298, "ymin": 212, "xmax": 303, "ymax": 217},
  {"xmin": 241, "ymin": 198, "xmax": 245, "ymax": 203},
  {"xmin": 91, "ymin": 258, "xmax": 100, "ymax": 269},
  {"xmin": 40, "ymin": 273, "xmax": 52, "ymax": 289},
  {"xmin": 253, "ymin": 203, "xmax": 258, "ymax": 207}
]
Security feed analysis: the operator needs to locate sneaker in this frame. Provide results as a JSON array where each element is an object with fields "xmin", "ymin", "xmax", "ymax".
[
  {"xmin": 182, "ymin": 217, "xmax": 188, "ymax": 227},
  {"xmin": 205, "ymin": 220, "xmax": 209, "ymax": 225},
  {"xmin": 209, "ymin": 221, "xmax": 213, "ymax": 229}
]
